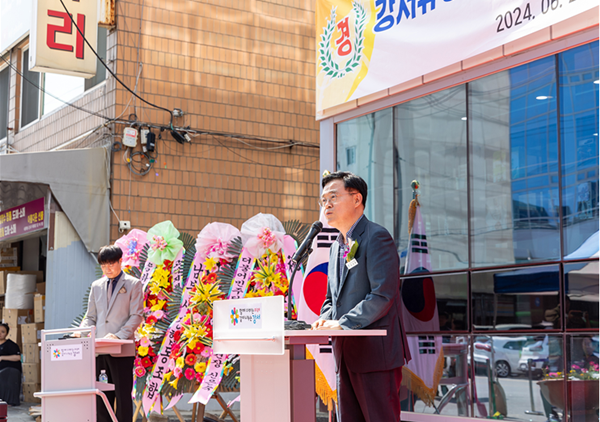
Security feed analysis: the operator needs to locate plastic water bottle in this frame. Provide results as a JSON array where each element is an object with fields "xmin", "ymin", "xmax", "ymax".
[{"xmin": 99, "ymin": 370, "xmax": 108, "ymax": 383}]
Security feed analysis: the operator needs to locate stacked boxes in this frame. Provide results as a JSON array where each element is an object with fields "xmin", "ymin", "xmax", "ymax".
[
  {"xmin": 1, "ymin": 270, "xmax": 45, "ymax": 404},
  {"xmin": 21, "ymin": 322, "xmax": 43, "ymax": 402}
]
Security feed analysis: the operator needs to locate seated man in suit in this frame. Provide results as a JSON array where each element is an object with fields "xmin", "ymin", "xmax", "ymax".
[
  {"xmin": 312, "ymin": 171, "xmax": 411, "ymax": 422},
  {"xmin": 81, "ymin": 245, "xmax": 143, "ymax": 422}
]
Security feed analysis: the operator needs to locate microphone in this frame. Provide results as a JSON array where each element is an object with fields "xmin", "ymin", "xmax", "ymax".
[{"xmin": 291, "ymin": 221, "xmax": 323, "ymax": 263}]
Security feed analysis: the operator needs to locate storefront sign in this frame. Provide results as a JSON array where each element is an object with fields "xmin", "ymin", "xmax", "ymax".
[
  {"xmin": 29, "ymin": 0, "xmax": 98, "ymax": 77},
  {"xmin": 0, "ymin": 197, "xmax": 45, "ymax": 241},
  {"xmin": 316, "ymin": 0, "xmax": 597, "ymax": 113}
]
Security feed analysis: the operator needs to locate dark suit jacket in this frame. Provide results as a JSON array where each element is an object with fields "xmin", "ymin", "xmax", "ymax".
[{"xmin": 320, "ymin": 216, "xmax": 411, "ymax": 373}]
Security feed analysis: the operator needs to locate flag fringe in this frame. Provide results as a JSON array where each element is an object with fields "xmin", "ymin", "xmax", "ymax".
[
  {"xmin": 401, "ymin": 346, "xmax": 445, "ymax": 406},
  {"xmin": 407, "ymin": 197, "xmax": 420, "ymax": 235},
  {"xmin": 307, "ymin": 349, "xmax": 337, "ymax": 411}
]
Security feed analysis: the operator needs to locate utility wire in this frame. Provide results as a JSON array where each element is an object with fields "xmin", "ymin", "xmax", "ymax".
[
  {"xmin": 58, "ymin": 0, "xmax": 174, "ymax": 127},
  {"xmin": 0, "ymin": 54, "xmax": 111, "ymax": 120}
]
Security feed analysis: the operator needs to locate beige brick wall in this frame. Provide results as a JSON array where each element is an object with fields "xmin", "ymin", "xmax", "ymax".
[
  {"xmin": 4, "ymin": 0, "xmax": 320, "ymax": 239},
  {"xmin": 110, "ymin": 0, "xmax": 320, "ymax": 239}
]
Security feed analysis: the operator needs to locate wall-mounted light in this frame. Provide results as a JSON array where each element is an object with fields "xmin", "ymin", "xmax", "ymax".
[
  {"xmin": 536, "ymin": 96, "xmax": 553, "ymax": 100},
  {"xmin": 461, "ymin": 117, "xmax": 467, "ymax": 121}
]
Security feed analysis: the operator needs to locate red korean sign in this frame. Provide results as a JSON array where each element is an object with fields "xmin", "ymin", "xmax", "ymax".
[
  {"xmin": 0, "ymin": 198, "xmax": 45, "ymax": 241},
  {"xmin": 29, "ymin": 0, "xmax": 98, "ymax": 78}
]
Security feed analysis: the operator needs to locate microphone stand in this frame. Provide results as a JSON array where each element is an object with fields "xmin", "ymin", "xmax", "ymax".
[{"xmin": 286, "ymin": 244, "xmax": 312, "ymax": 326}]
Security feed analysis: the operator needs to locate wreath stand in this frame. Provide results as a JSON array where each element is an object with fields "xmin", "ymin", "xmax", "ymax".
[{"xmin": 132, "ymin": 380, "xmax": 240, "ymax": 422}]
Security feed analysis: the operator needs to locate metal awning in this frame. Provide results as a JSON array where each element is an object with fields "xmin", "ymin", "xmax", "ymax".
[{"xmin": 0, "ymin": 147, "xmax": 110, "ymax": 253}]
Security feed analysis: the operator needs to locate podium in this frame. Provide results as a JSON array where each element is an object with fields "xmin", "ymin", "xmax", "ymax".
[
  {"xmin": 34, "ymin": 327, "xmax": 134, "ymax": 422},
  {"xmin": 213, "ymin": 297, "xmax": 386, "ymax": 422}
]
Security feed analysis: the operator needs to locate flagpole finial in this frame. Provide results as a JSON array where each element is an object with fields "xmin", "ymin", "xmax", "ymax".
[{"xmin": 411, "ymin": 180, "xmax": 420, "ymax": 199}]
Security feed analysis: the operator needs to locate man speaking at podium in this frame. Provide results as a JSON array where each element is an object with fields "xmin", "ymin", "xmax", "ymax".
[
  {"xmin": 312, "ymin": 172, "xmax": 411, "ymax": 422},
  {"xmin": 80, "ymin": 245, "xmax": 144, "ymax": 422}
]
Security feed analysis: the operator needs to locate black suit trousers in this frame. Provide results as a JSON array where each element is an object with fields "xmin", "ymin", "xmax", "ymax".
[
  {"xmin": 336, "ymin": 355, "xmax": 403, "ymax": 422},
  {"xmin": 96, "ymin": 354, "xmax": 134, "ymax": 422}
]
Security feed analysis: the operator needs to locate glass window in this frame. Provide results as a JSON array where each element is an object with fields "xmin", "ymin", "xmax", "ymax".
[
  {"xmin": 401, "ymin": 272, "xmax": 468, "ymax": 333},
  {"xmin": 473, "ymin": 335, "xmax": 565, "ymax": 421},
  {"xmin": 21, "ymin": 49, "xmax": 40, "ymax": 127},
  {"xmin": 401, "ymin": 334, "xmax": 471, "ymax": 417},
  {"xmin": 336, "ymin": 108, "xmax": 394, "ymax": 233},
  {"xmin": 564, "ymin": 261, "xmax": 598, "ymax": 330},
  {"xmin": 42, "ymin": 28, "xmax": 107, "ymax": 116},
  {"xmin": 395, "ymin": 86, "xmax": 468, "ymax": 271},
  {"xmin": 472, "ymin": 265, "xmax": 560, "ymax": 330},
  {"xmin": 469, "ymin": 57, "xmax": 560, "ymax": 267},
  {"xmin": 0, "ymin": 65, "xmax": 9, "ymax": 140},
  {"xmin": 566, "ymin": 334, "xmax": 599, "ymax": 422},
  {"xmin": 559, "ymin": 41, "xmax": 599, "ymax": 259},
  {"xmin": 84, "ymin": 27, "xmax": 107, "ymax": 91}
]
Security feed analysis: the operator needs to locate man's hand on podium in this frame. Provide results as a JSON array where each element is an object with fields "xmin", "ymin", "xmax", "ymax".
[
  {"xmin": 104, "ymin": 333, "xmax": 119, "ymax": 339},
  {"xmin": 311, "ymin": 319, "xmax": 342, "ymax": 330}
]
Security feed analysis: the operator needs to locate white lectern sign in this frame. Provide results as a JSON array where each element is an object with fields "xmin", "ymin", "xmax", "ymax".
[{"xmin": 213, "ymin": 296, "xmax": 284, "ymax": 355}]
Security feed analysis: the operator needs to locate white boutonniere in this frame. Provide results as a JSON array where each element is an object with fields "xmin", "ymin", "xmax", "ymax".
[{"xmin": 345, "ymin": 239, "xmax": 359, "ymax": 269}]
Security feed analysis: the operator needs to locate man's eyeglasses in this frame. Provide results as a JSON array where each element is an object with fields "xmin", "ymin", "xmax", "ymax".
[
  {"xmin": 319, "ymin": 192, "xmax": 357, "ymax": 207},
  {"xmin": 100, "ymin": 261, "xmax": 120, "ymax": 269}
]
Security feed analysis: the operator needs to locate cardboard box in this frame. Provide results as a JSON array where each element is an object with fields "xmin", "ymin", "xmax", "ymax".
[
  {"xmin": 2, "ymin": 308, "xmax": 33, "ymax": 326},
  {"xmin": 23, "ymin": 382, "xmax": 41, "ymax": 403},
  {"xmin": 23, "ymin": 343, "xmax": 41, "ymax": 363},
  {"xmin": 0, "ymin": 267, "xmax": 21, "ymax": 295},
  {"xmin": 36, "ymin": 282, "xmax": 46, "ymax": 295},
  {"xmin": 22, "ymin": 322, "xmax": 44, "ymax": 344},
  {"xmin": 6, "ymin": 324, "xmax": 21, "ymax": 347},
  {"xmin": 22, "ymin": 363, "xmax": 41, "ymax": 383},
  {"xmin": 34, "ymin": 295, "xmax": 45, "ymax": 322}
]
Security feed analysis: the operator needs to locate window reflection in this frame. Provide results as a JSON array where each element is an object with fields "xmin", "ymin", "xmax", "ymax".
[
  {"xmin": 401, "ymin": 272, "xmax": 468, "ymax": 333},
  {"xmin": 395, "ymin": 86, "xmax": 468, "ymax": 271},
  {"xmin": 336, "ymin": 108, "xmax": 394, "ymax": 234},
  {"xmin": 565, "ymin": 261, "xmax": 599, "ymax": 329},
  {"xmin": 559, "ymin": 41, "xmax": 600, "ymax": 259},
  {"xmin": 472, "ymin": 265, "xmax": 560, "ymax": 330},
  {"xmin": 565, "ymin": 335, "xmax": 599, "ymax": 421},
  {"xmin": 469, "ymin": 57, "xmax": 560, "ymax": 266}
]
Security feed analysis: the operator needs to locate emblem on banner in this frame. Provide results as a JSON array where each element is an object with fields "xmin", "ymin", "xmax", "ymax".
[{"xmin": 318, "ymin": 2, "xmax": 367, "ymax": 79}]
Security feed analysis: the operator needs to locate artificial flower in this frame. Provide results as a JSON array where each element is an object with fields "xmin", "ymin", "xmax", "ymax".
[
  {"xmin": 176, "ymin": 357, "xmax": 185, "ymax": 368},
  {"xmin": 115, "ymin": 229, "xmax": 149, "ymax": 268},
  {"xmin": 204, "ymin": 257, "xmax": 218, "ymax": 272},
  {"xmin": 146, "ymin": 221, "xmax": 184, "ymax": 265},
  {"xmin": 195, "ymin": 361, "xmax": 207, "ymax": 373},
  {"xmin": 185, "ymin": 353, "xmax": 197, "ymax": 366},
  {"xmin": 141, "ymin": 357, "xmax": 153, "ymax": 368},
  {"xmin": 135, "ymin": 366, "xmax": 146, "ymax": 377},
  {"xmin": 185, "ymin": 368, "xmax": 195, "ymax": 380},
  {"xmin": 195, "ymin": 222, "xmax": 241, "ymax": 262},
  {"xmin": 138, "ymin": 346, "xmax": 149, "ymax": 357}
]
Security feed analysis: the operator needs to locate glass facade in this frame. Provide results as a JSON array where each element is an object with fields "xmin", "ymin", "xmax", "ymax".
[{"xmin": 336, "ymin": 41, "xmax": 599, "ymax": 420}]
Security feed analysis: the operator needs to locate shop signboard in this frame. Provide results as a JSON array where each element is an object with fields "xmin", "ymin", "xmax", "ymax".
[
  {"xmin": 316, "ymin": 0, "xmax": 597, "ymax": 113},
  {"xmin": 29, "ymin": 0, "xmax": 98, "ymax": 78},
  {"xmin": 0, "ymin": 197, "xmax": 45, "ymax": 241}
]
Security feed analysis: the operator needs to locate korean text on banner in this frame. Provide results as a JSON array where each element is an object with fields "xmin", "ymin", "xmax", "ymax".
[{"xmin": 316, "ymin": 0, "xmax": 597, "ymax": 113}]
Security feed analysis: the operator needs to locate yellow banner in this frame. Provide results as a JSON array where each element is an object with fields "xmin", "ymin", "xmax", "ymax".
[{"xmin": 316, "ymin": 0, "xmax": 376, "ymax": 113}]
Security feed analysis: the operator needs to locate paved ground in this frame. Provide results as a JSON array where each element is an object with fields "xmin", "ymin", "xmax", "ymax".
[{"xmin": 7, "ymin": 402, "xmax": 332, "ymax": 421}]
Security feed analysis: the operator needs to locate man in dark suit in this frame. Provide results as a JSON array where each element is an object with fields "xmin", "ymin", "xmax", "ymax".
[
  {"xmin": 80, "ymin": 245, "xmax": 144, "ymax": 422},
  {"xmin": 312, "ymin": 171, "xmax": 411, "ymax": 422}
]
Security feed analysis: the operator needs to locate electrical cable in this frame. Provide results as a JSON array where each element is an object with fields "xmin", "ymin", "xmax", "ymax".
[{"xmin": 58, "ymin": 0, "xmax": 174, "ymax": 128}]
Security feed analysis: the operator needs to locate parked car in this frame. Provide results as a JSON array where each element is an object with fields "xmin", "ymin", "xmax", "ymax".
[
  {"xmin": 518, "ymin": 337, "xmax": 549, "ymax": 377},
  {"xmin": 470, "ymin": 336, "xmax": 531, "ymax": 378}
]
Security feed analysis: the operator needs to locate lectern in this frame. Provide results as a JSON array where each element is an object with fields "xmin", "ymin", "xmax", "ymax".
[
  {"xmin": 213, "ymin": 296, "xmax": 386, "ymax": 422},
  {"xmin": 34, "ymin": 327, "xmax": 133, "ymax": 422}
]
